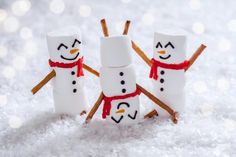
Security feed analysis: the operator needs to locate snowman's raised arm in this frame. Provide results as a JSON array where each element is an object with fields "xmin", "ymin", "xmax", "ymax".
[
  {"xmin": 31, "ymin": 70, "xmax": 56, "ymax": 95},
  {"xmin": 136, "ymin": 83, "xmax": 178, "ymax": 124},
  {"xmin": 83, "ymin": 63, "xmax": 100, "ymax": 77},
  {"xmin": 185, "ymin": 44, "xmax": 207, "ymax": 71},
  {"xmin": 85, "ymin": 92, "xmax": 104, "ymax": 123}
]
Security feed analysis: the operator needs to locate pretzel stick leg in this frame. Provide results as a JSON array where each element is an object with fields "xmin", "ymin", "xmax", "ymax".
[
  {"xmin": 85, "ymin": 92, "xmax": 104, "ymax": 123},
  {"xmin": 185, "ymin": 44, "xmax": 206, "ymax": 71},
  {"xmin": 123, "ymin": 20, "xmax": 131, "ymax": 35},
  {"xmin": 100, "ymin": 19, "xmax": 109, "ymax": 37},
  {"xmin": 132, "ymin": 41, "xmax": 152, "ymax": 67},
  {"xmin": 31, "ymin": 70, "xmax": 56, "ymax": 95},
  {"xmin": 144, "ymin": 109, "xmax": 158, "ymax": 119},
  {"xmin": 136, "ymin": 84, "xmax": 178, "ymax": 124},
  {"xmin": 83, "ymin": 63, "xmax": 99, "ymax": 77}
]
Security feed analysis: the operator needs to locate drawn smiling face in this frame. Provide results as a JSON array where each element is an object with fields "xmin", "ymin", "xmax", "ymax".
[
  {"xmin": 47, "ymin": 27, "xmax": 83, "ymax": 63},
  {"xmin": 153, "ymin": 32, "xmax": 186, "ymax": 64}
]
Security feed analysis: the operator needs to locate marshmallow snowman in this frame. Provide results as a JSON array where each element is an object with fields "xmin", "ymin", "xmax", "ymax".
[
  {"xmin": 99, "ymin": 36, "xmax": 141, "ymax": 124},
  {"xmin": 46, "ymin": 27, "xmax": 88, "ymax": 115},
  {"xmin": 150, "ymin": 32, "xmax": 188, "ymax": 117}
]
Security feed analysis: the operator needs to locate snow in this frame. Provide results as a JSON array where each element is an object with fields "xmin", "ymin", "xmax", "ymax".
[{"xmin": 0, "ymin": 0, "xmax": 236, "ymax": 156}]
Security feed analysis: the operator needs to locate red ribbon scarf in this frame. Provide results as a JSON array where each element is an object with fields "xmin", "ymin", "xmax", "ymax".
[
  {"xmin": 149, "ymin": 58, "xmax": 189, "ymax": 80},
  {"xmin": 49, "ymin": 57, "xmax": 84, "ymax": 77},
  {"xmin": 102, "ymin": 88, "xmax": 141, "ymax": 119}
]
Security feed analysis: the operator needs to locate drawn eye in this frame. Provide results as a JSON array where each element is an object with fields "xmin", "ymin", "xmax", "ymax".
[
  {"xmin": 57, "ymin": 43, "xmax": 68, "ymax": 50},
  {"xmin": 156, "ymin": 42, "xmax": 162, "ymax": 48},
  {"xmin": 165, "ymin": 42, "xmax": 175, "ymax": 49},
  {"xmin": 72, "ymin": 39, "xmax": 81, "ymax": 47}
]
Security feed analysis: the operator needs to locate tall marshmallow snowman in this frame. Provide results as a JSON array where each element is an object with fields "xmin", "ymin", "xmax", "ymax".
[
  {"xmin": 99, "ymin": 36, "xmax": 141, "ymax": 124},
  {"xmin": 46, "ymin": 27, "xmax": 88, "ymax": 115},
  {"xmin": 149, "ymin": 32, "xmax": 189, "ymax": 117}
]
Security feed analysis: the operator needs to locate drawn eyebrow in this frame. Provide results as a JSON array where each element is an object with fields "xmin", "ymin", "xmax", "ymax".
[
  {"xmin": 165, "ymin": 42, "xmax": 175, "ymax": 49},
  {"xmin": 156, "ymin": 42, "xmax": 163, "ymax": 48},
  {"xmin": 72, "ymin": 39, "xmax": 81, "ymax": 47},
  {"xmin": 57, "ymin": 43, "xmax": 68, "ymax": 50}
]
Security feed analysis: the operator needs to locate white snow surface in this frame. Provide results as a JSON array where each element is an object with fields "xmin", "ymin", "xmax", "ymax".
[{"xmin": 0, "ymin": 0, "xmax": 236, "ymax": 156}]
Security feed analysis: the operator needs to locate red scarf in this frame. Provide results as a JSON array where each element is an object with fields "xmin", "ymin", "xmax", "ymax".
[
  {"xmin": 102, "ymin": 88, "xmax": 141, "ymax": 119},
  {"xmin": 149, "ymin": 58, "xmax": 189, "ymax": 80},
  {"xmin": 49, "ymin": 57, "xmax": 84, "ymax": 77}
]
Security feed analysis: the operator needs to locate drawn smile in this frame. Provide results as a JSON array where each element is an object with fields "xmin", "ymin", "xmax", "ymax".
[
  {"xmin": 60, "ymin": 52, "xmax": 80, "ymax": 61},
  {"xmin": 159, "ymin": 54, "xmax": 171, "ymax": 60}
]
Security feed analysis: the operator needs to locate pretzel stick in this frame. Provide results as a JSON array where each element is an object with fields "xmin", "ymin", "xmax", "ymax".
[
  {"xmin": 132, "ymin": 41, "xmax": 152, "ymax": 66},
  {"xmin": 31, "ymin": 70, "xmax": 56, "ymax": 95},
  {"xmin": 185, "ymin": 44, "xmax": 206, "ymax": 71},
  {"xmin": 136, "ymin": 83, "xmax": 178, "ymax": 123},
  {"xmin": 83, "ymin": 63, "xmax": 99, "ymax": 77},
  {"xmin": 123, "ymin": 20, "xmax": 131, "ymax": 35},
  {"xmin": 100, "ymin": 19, "xmax": 109, "ymax": 37},
  {"xmin": 144, "ymin": 109, "xmax": 158, "ymax": 119},
  {"xmin": 85, "ymin": 92, "xmax": 104, "ymax": 123}
]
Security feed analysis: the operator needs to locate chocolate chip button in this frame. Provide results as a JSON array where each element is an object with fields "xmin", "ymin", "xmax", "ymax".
[
  {"xmin": 72, "ymin": 80, "xmax": 76, "ymax": 84},
  {"xmin": 73, "ymin": 89, "xmax": 77, "ymax": 93},
  {"xmin": 122, "ymin": 89, "xmax": 126, "ymax": 93},
  {"xmin": 71, "ymin": 71, "xmax": 75, "ymax": 75},
  {"xmin": 119, "ymin": 72, "xmax": 124, "ymax": 76},
  {"xmin": 160, "ymin": 88, "xmax": 164, "ymax": 92},
  {"xmin": 160, "ymin": 79, "xmax": 164, "ymax": 83},
  {"xmin": 120, "ymin": 80, "xmax": 125, "ymax": 85},
  {"xmin": 160, "ymin": 70, "xmax": 165, "ymax": 75}
]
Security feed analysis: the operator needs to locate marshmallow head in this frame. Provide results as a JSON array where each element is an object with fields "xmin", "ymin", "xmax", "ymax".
[
  {"xmin": 153, "ymin": 32, "xmax": 186, "ymax": 64},
  {"xmin": 47, "ymin": 26, "xmax": 83, "ymax": 63},
  {"xmin": 100, "ymin": 35, "xmax": 132, "ymax": 67}
]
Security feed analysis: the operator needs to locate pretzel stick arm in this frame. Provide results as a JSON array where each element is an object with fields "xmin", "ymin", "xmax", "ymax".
[
  {"xmin": 132, "ymin": 41, "xmax": 152, "ymax": 67},
  {"xmin": 144, "ymin": 109, "xmax": 158, "ymax": 119},
  {"xmin": 83, "ymin": 63, "xmax": 99, "ymax": 77},
  {"xmin": 185, "ymin": 44, "xmax": 206, "ymax": 71},
  {"xmin": 85, "ymin": 92, "xmax": 104, "ymax": 123},
  {"xmin": 100, "ymin": 19, "xmax": 109, "ymax": 37},
  {"xmin": 136, "ymin": 84, "xmax": 178, "ymax": 123},
  {"xmin": 31, "ymin": 70, "xmax": 56, "ymax": 95},
  {"xmin": 123, "ymin": 20, "xmax": 131, "ymax": 35}
]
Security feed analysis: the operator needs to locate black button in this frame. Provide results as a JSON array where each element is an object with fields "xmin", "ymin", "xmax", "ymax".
[
  {"xmin": 160, "ymin": 70, "xmax": 165, "ymax": 75},
  {"xmin": 160, "ymin": 79, "xmax": 164, "ymax": 83},
  {"xmin": 71, "ymin": 71, "xmax": 75, "ymax": 75},
  {"xmin": 72, "ymin": 81, "xmax": 76, "ymax": 84},
  {"xmin": 120, "ymin": 80, "xmax": 125, "ymax": 85},
  {"xmin": 160, "ymin": 88, "xmax": 164, "ymax": 92},
  {"xmin": 73, "ymin": 89, "xmax": 77, "ymax": 93},
  {"xmin": 119, "ymin": 72, "xmax": 124, "ymax": 76},
  {"xmin": 122, "ymin": 89, "xmax": 126, "ymax": 93}
]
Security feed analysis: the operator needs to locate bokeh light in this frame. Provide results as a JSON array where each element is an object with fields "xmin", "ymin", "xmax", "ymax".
[
  {"xmin": 141, "ymin": 13, "xmax": 154, "ymax": 26},
  {"xmin": 218, "ymin": 38, "xmax": 231, "ymax": 52},
  {"xmin": 0, "ymin": 9, "xmax": 7, "ymax": 22},
  {"xmin": 13, "ymin": 56, "xmax": 26, "ymax": 70},
  {"xmin": 20, "ymin": 27, "xmax": 33, "ymax": 39},
  {"xmin": 121, "ymin": 0, "xmax": 132, "ymax": 3},
  {"xmin": 79, "ymin": 5, "xmax": 92, "ymax": 17},
  {"xmin": 50, "ymin": 0, "xmax": 65, "ymax": 14},
  {"xmin": 8, "ymin": 116, "xmax": 23, "ymax": 129},
  {"xmin": 227, "ymin": 19, "xmax": 236, "ymax": 32},
  {"xmin": 217, "ymin": 78, "xmax": 230, "ymax": 91},
  {"xmin": 11, "ymin": 0, "xmax": 31, "ymax": 16},
  {"xmin": 3, "ymin": 66, "xmax": 16, "ymax": 79},
  {"xmin": 189, "ymin": 0, "xmax": 201, "ymax": 10},
  {"xmin": 193, "ymin": 81, "xmax": 207, "ymax": 93},
  {"xmin": 24, "ymin": 40, "xmax": 38, "ymax": 56},
  {"xmin": 0, "ymin": 45, "xmax": 8, "ymax": 58},
  {"xmin": 0, "ymin": 94, "xmax": 7, "ymax": 107},
  {"xmin": 3, "ymin": 16, "xmax": 20, "ymax": 33},
  {"xmin": 192, "ymin": 22, "xmax": 205, "ymax": 34}
]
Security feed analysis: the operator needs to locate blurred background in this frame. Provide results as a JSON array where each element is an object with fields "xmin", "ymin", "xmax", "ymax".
[{"xmin": 0, "ymin": 0, "xmax": 235, "ymax": 156}]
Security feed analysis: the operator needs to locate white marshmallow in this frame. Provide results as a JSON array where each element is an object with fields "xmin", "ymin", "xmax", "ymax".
[
  {"xmin": 100, "ymin": 35, "xmax": 132, "ymax": 67},
  {"xmin": 46, "ymin": 26, "xmax": 88, "ymax": 115}
]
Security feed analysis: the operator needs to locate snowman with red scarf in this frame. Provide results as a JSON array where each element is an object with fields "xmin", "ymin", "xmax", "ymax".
[{"xmin": 31, "ymin": 27, "xmax": 91, "ymax": 116}]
